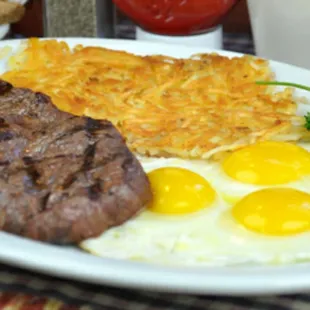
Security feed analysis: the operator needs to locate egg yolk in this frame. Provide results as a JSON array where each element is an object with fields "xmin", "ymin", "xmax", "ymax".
[
  {"xmin": 232, "ymin": 188, "xmax": 310, "ymax": 236},
  {"xmin": 222, "ymin": 141, "xmax": 310, "ymax": 185},
  {"xmin": 147, "ymin": 167, "xmax": 216, "ymax": 215}
]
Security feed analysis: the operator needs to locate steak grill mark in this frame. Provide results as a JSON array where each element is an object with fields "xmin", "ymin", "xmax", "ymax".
[{"xmin": 0, "ymin": 79, "xmax": 152, "ymax": 243}]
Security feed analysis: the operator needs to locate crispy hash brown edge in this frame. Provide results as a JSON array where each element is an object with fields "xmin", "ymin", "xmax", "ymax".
[{"xmin": 1, "ymin": 38, "xmax": 309, "ymax": 160}]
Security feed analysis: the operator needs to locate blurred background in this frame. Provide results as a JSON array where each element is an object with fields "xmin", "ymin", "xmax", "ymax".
[
  {"xmin": 4, "ymin": 0, "xmax": 310, "ymax": 69},
  {"xmin": 13, "ymin": 0, "xmax": 252, "ymax": 36},
  {"xmin": 10, "ymin": 0, "xmax": 254, "ymax": 54}
]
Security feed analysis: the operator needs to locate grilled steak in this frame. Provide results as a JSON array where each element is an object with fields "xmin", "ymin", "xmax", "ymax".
[{"xmin": 0, "ymin": 80, "xmax": 152, "ymax": 243}]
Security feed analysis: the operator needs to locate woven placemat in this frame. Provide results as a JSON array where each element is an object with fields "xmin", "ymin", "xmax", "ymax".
[
  {"xmin": 0, "ymin": 292, "xmax": 90, "ymax": 309},
  {"xmin": 0, "ymin": 263, "xmax": 309, "ymax": 310}
]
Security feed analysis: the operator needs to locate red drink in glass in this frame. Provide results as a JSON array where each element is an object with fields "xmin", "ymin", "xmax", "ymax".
[{"xmin": 113, "ymin": 0, "xmax": 239, "ymax": 36}]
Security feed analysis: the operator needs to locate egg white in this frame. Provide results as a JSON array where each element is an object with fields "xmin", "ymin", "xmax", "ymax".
[
  {"xmin": 209, "ymin": 142, "xmax": 310, "ymax": 204},
  {"xmin": 81, "ymin": 195, "xmax": 310, "ymax": 267},
  {"xmin": 206, "ymin": 162, "xmax": 310, "ymax": 205},
  {"xmin": 139, "ymin": 149, "xmax": 310, "ymax": 205},
  {"xmin": 80, "ymin": 147, "xmax": 310, "ymax": 267}
]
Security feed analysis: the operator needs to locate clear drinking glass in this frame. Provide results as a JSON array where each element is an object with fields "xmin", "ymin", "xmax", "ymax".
[{"xmin": 248, "ymin": 0, "xmax": 310, "ymax": 69}]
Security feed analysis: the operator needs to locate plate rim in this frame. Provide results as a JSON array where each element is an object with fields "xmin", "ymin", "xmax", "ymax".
[{"xmin": 1, "ymin": 37, "xmax": 310, "ymax": 296}]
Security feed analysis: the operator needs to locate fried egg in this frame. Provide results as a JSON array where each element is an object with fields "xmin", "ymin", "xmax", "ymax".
[
  {"xmin": 208, "ymin": 141, "xmax": 310, "ymax": 204},
  {"xmin": 80, "ymin": 141, "xmax": 310, "ymax": 267}
]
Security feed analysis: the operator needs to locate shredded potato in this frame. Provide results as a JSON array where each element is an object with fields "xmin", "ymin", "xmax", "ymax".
[{"xmin": 1, "ymin": 38, "xmax": 308, "ymax": 159}]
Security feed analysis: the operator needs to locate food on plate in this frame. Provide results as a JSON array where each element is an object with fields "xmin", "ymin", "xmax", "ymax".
[
  {"xmin": 221, "ymin": 141, "xmax": 310, "ymax": 185},
  {"xmin": 256, "ymin": 80, "xmax": 310, "ymax": 129},
  {"xmin": 305, "ymin": 113, "xmax": 310, "ymax": 130},
  {"xmin": 81, "ymin": 145, "xmax": 310, "ymax": 266},
  {"xmin": 0, "ymin": 79, "xmax": 152, "ymax": 243},
  {"xmin": 2, "ymin": 38, "xmax": 309, "ymax": 160},
  {"xmin": 2, "ymin": 39, "xmax": 310, "ymax": 267},
  {"xmin": 231, "ymin": 188, "xmax": 310, "ymax": 236}
]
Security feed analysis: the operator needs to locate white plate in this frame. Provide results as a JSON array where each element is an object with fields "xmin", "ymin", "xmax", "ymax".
[{"xmin": 1, "ymin": 38, "xmax": 310, "ymax": 296}]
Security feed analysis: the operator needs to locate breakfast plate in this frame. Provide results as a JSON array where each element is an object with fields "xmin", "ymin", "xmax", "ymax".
[{"xmin": 1, "ymin": 38, "xmax": 310, "ymax": 296}]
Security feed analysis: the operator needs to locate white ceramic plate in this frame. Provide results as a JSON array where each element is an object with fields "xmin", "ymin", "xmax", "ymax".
[{"xmin": 1, "ymin": 38, "xmax": 310, "ymax": 296}]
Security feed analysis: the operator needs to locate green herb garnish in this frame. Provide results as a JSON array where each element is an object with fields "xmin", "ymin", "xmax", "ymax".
[
  {"xmin": 304, "ymin": 113, "xmax": 310, "ymax": 130},
  {"xmin": 256, "ymin": 81, "xmax": 310, "ymax": 92}
]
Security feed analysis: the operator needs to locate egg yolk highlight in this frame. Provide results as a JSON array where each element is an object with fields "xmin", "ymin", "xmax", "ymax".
[
  {"xmin": 232, "ymin": 188, "xmax": 310, "ymax": 236},
  {"xmin": 222, "ymin": 141, "xmax": 310, "ymax": 185},
  {"xmin": 147, "ymin": 167, "xmax": 216, "ymax": 215}
]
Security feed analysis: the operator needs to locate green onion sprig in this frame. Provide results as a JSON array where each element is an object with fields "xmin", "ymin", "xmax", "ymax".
[{"xmin": 256, "ymin": 81, "xmax": 310, "ymax": 92}]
